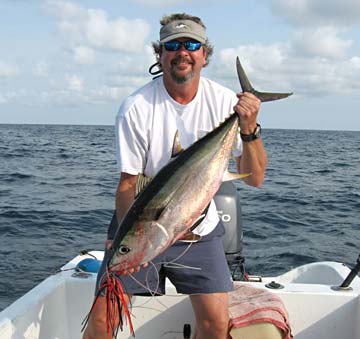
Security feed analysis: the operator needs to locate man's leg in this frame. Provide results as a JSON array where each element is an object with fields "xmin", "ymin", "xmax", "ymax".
[
  {"xmin": 82, "ymin": 245, "xmax": 167, "ymax": 339},
  {"xmin": 165, "ymin": 223, "xmax": 233, "ymax": 339},
  {"xmin": 190, "ymin": 292, "xmax": 230, "ymax": 339},
  {"xmin": 82, "ymin": 294, "xmax": 131, "ymax": 339}
]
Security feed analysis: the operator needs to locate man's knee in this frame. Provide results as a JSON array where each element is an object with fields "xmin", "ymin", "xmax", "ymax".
[
  {"xmin": 197, "ymin": 312, "xmax": 229, "ymax": 333},
  {"xmin": 190, "ymin": 293, "xmax": 230, "ymax": 338}
]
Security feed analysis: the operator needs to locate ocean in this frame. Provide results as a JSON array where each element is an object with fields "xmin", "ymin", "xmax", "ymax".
[{"xmin": 0, "ymin": 124, "xmax": 359, "ymax": 311}]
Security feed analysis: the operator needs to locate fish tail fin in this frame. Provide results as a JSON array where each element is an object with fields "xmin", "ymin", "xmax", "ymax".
[
  {"xmin": 81, "ymin": 270, "xmax": 135, "ymax": 338},
  {"xmin": 236, "ymin": 56, "xmax": 293, "ymax": 102}
]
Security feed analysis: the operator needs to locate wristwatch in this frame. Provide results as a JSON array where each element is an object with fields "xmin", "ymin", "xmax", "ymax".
[{"xmin": 240, "ymin": 123, "xmax": 261, "ymax": 142}]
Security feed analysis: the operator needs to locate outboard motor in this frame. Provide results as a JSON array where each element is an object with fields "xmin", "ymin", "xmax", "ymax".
[{"xmin": 214, "ymin": 181, "xmax": 246, "ymax": 280}]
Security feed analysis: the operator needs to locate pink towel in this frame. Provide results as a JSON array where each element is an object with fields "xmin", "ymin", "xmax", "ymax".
[{"xmin": 228, "ymin": 282, "xmax": 293, "ymax": 339}]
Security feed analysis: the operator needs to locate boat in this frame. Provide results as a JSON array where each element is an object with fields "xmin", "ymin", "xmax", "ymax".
[
  {"xmin": 1, "ymin": 183, "xmax": 359, "ymax": 339},
  {"xmin": 1, "ymin": 253, "xmax": 359, "ymax": 339}
]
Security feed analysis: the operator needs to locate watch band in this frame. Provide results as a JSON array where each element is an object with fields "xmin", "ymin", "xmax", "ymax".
[{"xmin": 240, "ymin": 123, "xmax": 261, "ymax": 142}]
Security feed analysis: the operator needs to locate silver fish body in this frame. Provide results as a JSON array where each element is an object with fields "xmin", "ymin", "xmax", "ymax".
[{"xmin": 108, "ymin": 113, "xmax": 240, "ymax": 272}]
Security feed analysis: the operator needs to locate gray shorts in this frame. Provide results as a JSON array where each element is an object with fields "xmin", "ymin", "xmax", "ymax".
[{"xmin": 96, "ymin": 222, "xmax": 234, "ymax": 295}]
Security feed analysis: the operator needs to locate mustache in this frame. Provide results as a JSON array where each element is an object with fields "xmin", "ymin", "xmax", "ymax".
[{"xmin": 171, "ymin": 56, "xmax": 194, "ymax": 65}]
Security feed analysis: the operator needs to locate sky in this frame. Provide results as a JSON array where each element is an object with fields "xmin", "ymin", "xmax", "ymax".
[{"xmin": 1, "ymin": 0, "xmax": 360, "ymax": 130}]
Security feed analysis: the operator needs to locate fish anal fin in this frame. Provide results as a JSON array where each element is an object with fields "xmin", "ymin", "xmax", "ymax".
[{"xmin": 222, "ymin": 170, "xmax": 251, "ymax": 182}]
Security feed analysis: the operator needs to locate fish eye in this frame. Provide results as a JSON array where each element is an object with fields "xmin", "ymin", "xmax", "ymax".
[{"xmin": 118, "ymin": 245, "xmax": 131, "ymax": 255}]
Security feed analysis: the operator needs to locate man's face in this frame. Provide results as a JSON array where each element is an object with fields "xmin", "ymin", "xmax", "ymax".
[{"xmin": 160, "ymin": 38, "xmax": 207, "ymax": 84}]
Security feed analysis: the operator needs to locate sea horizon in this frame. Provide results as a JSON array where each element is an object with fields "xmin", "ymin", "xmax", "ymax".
[{"xmin": 1, "ymin": 122, "xmax": 359, "ymax": 133}]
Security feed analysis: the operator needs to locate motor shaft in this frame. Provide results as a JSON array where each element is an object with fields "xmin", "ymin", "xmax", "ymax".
[{"xmin": 340, "ymin": 254, "xmax": 360, "ymax": 288}]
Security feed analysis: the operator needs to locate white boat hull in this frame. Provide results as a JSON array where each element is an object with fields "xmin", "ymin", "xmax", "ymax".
[{"xmin": 1, "ymin": 251, "xmax": 359, "ymax": 339}]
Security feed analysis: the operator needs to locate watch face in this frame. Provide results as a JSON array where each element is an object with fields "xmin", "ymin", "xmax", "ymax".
[
  {"xmin": 240, "ymin": 124, "xmax": 261, "ymax": 142},
  {"xmin": 254, "ymin": 125, "xmax": 261, "ymax": 137}
]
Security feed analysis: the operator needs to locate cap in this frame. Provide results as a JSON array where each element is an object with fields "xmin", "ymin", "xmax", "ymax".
[{"xmin": 160, "ymin": 19, "xmax": 206, "ymax": 44}]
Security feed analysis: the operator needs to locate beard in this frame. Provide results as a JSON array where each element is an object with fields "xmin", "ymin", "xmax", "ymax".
[{"xmin": 170, "ymin": 56, "xmax": 195, "ymax": 84}]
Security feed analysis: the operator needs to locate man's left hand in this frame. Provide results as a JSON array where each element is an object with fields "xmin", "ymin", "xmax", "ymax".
[{"xmin": 234, "ymin": 92, "xmax": 261, "ymax": 134}]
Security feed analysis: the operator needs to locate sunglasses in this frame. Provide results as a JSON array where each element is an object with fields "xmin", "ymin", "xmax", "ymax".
[{"xmin": 163, "ymin": 40, "xmax": 202, "ymax": 52}]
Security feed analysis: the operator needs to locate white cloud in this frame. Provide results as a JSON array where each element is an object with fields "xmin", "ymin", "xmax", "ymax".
[
  {"xmin": 0, "ymin": 94, "xmax": 8, "ymax": 104},
  {"xmin": 46, "ymin": 0, "xmax": 81, "ymax": 17},
  {"xmin": 350, "ymin": 56, "xmax": 360, "ymax": 68},
  {"xmin": 33, "ymin": 62, "xmax": 49, "ymax": 77},
  {"xmin": 35, "ymin": 89, "xmax": 86, "ymax": 106},
  {"xmin": 33, "ymin": 85, "xmax": 134, "ymax": 106},
  {"xmin": 0, "ymin": 61, "xmax": 20, "ymax": 77},
  {"xmin": 45, "ymin": 1, "xmax": 150, "ymax": 52},
  {"xmin": 111, "ymin": 45, "xmax": 156, "ymax": 75},
  {"xmin": 293, "ymin": 27, "xmax": 353, "ymax": 59},
  {"xmin": 272, "ymin": 0, "xmax": 360, "ymax": 26},
  {"xmin": 0, "ymin": 91, "xmax": 19, "ymax": 104},
  {"xmin": 220, "ymin": 43, "xmax": 287, "ymax": 71},
  {"xmin": 85, "ymin": 10, "xmax": 150, "ymax": 51},
  {"xmin": 132, "ymin": 0, "xmax": 189, "ymax": 6},
  {"xmin": 89, "ymin": 85, "xmax": 135, "ymax": 103},
  {"xmin": 24, "ymin": 79, "xmax": 134, "ymax": 106},
  {"xmin": 131, "ymin": 0, "xmax": 221, "ymax": 7},
  {"xmin": 74, "ymin": 46, "xmax": 95, "ymax": 64},
  {"xmin": 35, "ymin": 2, "xmax": 155, "ymax": 109},
  {"xmin": 215, "ymin": 43, "xmax": 290, "ymax": 92},
  {"xmin": 66, "ymin": 74, "xmax": 84, "ymax": 92},
  {"xmin": 107, "ymin": 74, "xmax": 148, "ymax": 88},
  {"xmin": 214, "ymin": 41, "xmax": 360, "ymax": 97}
]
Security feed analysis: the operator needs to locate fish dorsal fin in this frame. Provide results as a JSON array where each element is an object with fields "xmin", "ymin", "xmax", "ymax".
[
  {"xmin": 222, "ymin": 170, "xmax": 252, "ymax": 182},
  {"xmin": 172, "ymin": 130, "xmax": 184, "ymax": 158},
  {"xmin": 135, "ymin": 174, "xmax": 153, "ymax": 198}
]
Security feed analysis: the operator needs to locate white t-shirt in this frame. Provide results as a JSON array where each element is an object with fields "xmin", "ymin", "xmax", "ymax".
[{"xmin": 115, "ymin": 76, "xmax": 242, "ymax": 236}]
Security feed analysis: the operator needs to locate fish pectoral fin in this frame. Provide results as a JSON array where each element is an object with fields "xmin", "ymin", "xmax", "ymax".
[
  {"xmin": 222, "ymin": 170, "xmax": 251, "ymax": 182},
  {"xmin": 152, "ymin": 221, "xmax": 171, "ymax": 242},
  {"xmin": 145, "ymin": 221, "xmax": 172, "ymax": 253},
  {"xmin": 135, "ymin": 174, "xmax": 153, "ymax": 198},
  {"xmin": 172, "ymin": 130, "xmax": 184, "ymax": 158}
]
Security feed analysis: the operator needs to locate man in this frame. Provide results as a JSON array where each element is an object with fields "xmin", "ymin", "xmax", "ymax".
[{"xmin": 83, "ymin": 12, "xmax": 267, "ymax": 339}]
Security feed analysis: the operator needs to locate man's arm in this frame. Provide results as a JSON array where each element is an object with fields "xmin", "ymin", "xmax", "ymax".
[
  {"xmin": 234, "ymin": 92, "xmax": 268, "ymax": 187},
  {"xmin": 235, "ymin": 139, "xmax": 267, "ymax": 187},
  {"xmin": 115, "ymin": 172, "xmax": 138, "ymax": 224}
]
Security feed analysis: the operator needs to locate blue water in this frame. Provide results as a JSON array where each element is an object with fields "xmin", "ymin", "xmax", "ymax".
[{"xmin": 0, "ymin": 124, "xmax": 359, "ymax": 311}]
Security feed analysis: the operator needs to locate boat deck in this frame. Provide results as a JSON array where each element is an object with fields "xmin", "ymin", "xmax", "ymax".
[{"xmin": 1, "ymin": 251, "xmax": 359, "ymax": 339}]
